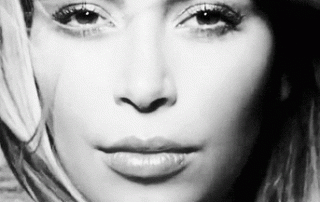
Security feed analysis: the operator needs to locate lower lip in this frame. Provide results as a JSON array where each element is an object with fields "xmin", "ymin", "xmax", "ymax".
[{"xmin": 102, "ymin": 152, "xmax": 191, "ymax": 178}]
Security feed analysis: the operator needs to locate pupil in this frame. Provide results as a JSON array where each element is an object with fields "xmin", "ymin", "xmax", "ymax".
[
  {"xmin": 75, "ymin": 11, "xmax": 99, "ymax": 24},
  {"xmin": 196, "ymin": 11, "xmax": 220, "ymax": 25}
]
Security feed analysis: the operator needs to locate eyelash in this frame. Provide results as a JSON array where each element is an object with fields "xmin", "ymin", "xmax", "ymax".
[
  {"xmin": 176, "ymin": 3, "xmax": 243, "ymax": 37},
  {"xmin": 52, "ymin": 3, "xmax": 116, "ymax": 37},
  {"xmin": 51, "ymin": 2, "xmax": 243, "ymax": 38}
]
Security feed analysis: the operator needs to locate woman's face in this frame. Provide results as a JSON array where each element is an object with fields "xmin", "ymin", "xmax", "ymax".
[{"xmin": 30, "ymin": 0, "xmax": 273, "ymax": 201}]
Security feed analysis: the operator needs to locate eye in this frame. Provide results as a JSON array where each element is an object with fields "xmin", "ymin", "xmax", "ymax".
[
  {"xmin": 176, "ymin": 3, "xmax": 243, "ymax": 37},
  {"xmin": 66, "ymin": 9, "xmax": 100, "ymax": 25},
  {"xmin": 52, "ymin": 4, "xmax": 116, "ymax": 36},
  {"xmin": 195, "ymin": 11, "xmax": 220, "ymax": 25}
]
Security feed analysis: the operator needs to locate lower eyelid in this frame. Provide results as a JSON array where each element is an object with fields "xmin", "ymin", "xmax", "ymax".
[{"xmin": 55, "ymin": 24, "xmax": 119, "ymax": 38}]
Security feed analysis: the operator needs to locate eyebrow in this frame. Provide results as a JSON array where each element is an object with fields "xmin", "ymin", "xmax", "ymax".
[
  {"xmin": 167, "ymin": 0, "xmax": 190, "ymax": 3},
  {"xmin": 38, "ymin": 0, "xmax": 190, "ymax": 7},
  {"xmin": 38, "ymin": 0, "xmax": 125, "ymax": 5},
  {"xmin": 106, "ymin": 0, "xmax": 124, "ymax": 6},
  {"xmin": 109, "ymin": 0, "xmax": 190, "ymax": 7}
]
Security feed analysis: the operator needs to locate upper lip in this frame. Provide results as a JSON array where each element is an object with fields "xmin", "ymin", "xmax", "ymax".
[{"xmin": 97, "ymin": 136, "xmax": 199, "ymax": 154}]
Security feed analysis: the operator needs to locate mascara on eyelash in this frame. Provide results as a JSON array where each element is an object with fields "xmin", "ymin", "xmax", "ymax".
[
  {"xmin": 50, "ymin": 3, "xmax": 117, "ymax": 38},
  {"xmin": 52, "ymin": 4, "xmax": 95, "ymax": 23},
  {"xmin": 177, "ymin": 3, "xmax": 243, "ymax": 27}
]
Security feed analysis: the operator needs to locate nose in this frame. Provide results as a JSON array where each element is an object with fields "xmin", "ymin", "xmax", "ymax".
[{"xmin": 114, "ymin": 12, "xmax": 177, "ymax": 113}]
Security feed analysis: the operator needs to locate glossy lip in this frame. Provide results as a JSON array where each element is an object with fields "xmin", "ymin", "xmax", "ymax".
[{"xmin": 98, "ymin": 136, "xmax": 199, "ymax": 180}]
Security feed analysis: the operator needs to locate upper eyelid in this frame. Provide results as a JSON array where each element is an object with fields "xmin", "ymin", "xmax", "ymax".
[
  {"xmin": 173, "ymin": 3, "xmax": 243, "ymax": 26},
  {"xmin": 36, "ymin": 1, "xmax": 120, "ymax": 18},
  {"xmin": 176, "ymin": 3, "xmax": 241, "ymax": 19},
  {"xmin": 53, "ymin": 3, "xmax": 112, "ymax": 19}
]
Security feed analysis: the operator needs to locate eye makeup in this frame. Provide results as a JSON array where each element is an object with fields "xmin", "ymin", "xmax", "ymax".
[
  {"xmin": 174, "ymin": 3, "xmax": 244, "ymax": 38},
  {"xmin": 52, "ymin": 3, "xmax": 117, "ymax": 37},
  {"xmin": 34, "ymin": 0, "xmax": 119, "ymax": 37},
  {"xmin": 35, "ymin": 0, "xmax": 246, "ymax": 39}
]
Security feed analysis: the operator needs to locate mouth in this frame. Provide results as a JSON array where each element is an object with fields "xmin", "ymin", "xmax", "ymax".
[{"xmin": 97, "ymin": 136, "xmax": 199, "ymax": 181}]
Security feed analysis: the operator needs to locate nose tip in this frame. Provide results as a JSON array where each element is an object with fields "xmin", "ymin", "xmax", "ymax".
[
  {"xmin": 119, "ymin": 97, "xmax": 172, "ymax": 113},
  {"xmin": 114, "ymin": 78, "xmax": 177, "ymax": 113}
]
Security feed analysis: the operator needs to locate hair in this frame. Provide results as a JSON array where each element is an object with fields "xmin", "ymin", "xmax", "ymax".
[
  {"xmin": 1, "ymin": 0, "xmax": 320, "ymax": 201},
  {"xmin": 0, "ymin": 0, "xmax": 85, "ymax": 201}
]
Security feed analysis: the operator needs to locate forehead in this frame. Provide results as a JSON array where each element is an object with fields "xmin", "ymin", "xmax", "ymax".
[
  {"xmin": 37, "ymin": 0, "xmax": 253, "ymax": 8},
  {"xmin": 128, "ymin": 0, "xmax": 252, "ymax": 10}
]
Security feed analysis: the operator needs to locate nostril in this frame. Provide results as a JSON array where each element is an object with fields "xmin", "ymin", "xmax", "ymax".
[
  {"xmin": 147, "ymin": 98, "xmax": 168, "ymax": 112},
  {"xmin": 120, "ymin": 97, "xmax": 168, "ymax": 113}
]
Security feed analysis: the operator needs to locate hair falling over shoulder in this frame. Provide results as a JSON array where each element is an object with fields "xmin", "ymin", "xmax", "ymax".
[
  {"xmin": 1, "ymin": 0, "xmax": 320, "ymax": 202},
  {"xmin": 241, "ymin": 1, "xmax": 320, "ymax": 201},
  {"xmin": 0, "ymin": 0, "xmax": 85, "ymax": 201}
]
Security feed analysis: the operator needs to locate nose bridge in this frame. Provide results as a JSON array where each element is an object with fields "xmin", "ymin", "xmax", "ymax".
[
  {"xmin": 114, "ymin": 8, "xmax": 176, "ymax": 112},
  {"xmin": 126, "ymin": 9, "xmax": 166, "ymax": 100},
  {"xmin": 129, "ymin": 9, "xmax": 164, "ymax": 83}
]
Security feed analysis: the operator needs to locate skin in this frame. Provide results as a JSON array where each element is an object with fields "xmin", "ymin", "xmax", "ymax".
[{"xmin": 30, "ymin": 0, "xmax": 273, "ymax": 201}]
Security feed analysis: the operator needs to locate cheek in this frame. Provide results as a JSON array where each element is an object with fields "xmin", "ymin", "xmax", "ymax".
[
  {"xmin": 31, "ymin": 30, "xmax": 127, "ymax": 116},
  {"xmin": 161, "ymin": 16, "xmax": 273, "ymax": 188},
  {"xmin": 164, "ymin": 17, "xmax": 273, "ymax": 134}
]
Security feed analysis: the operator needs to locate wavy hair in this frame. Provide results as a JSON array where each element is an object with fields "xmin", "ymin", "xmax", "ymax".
[{"xmin": 0, "ymin": 0, "xmax": 84, "ymax": 201}]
